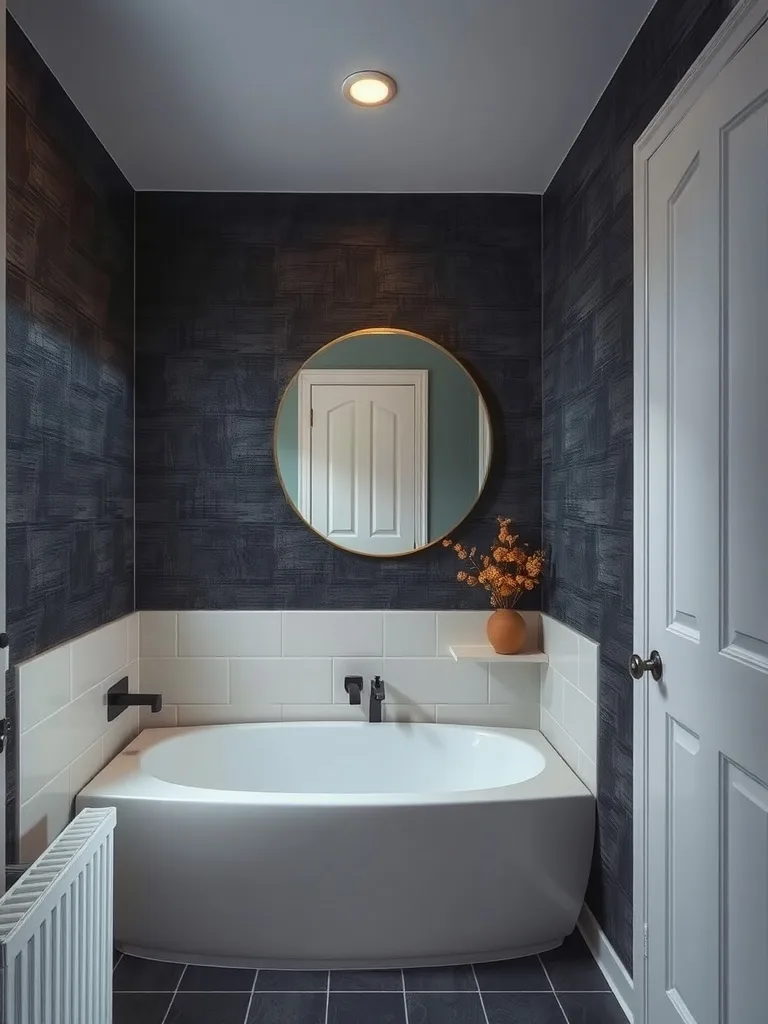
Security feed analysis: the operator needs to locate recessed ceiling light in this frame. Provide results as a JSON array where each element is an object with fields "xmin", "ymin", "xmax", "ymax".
[{"xmin": 342, "ymin": 71, "xmax": 397, "ymax": 107}]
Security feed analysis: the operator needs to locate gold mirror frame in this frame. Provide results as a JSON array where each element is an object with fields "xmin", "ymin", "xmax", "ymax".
[{"xmin": 273, "ymin": 328, "xmax": 493, "ymax": 558}]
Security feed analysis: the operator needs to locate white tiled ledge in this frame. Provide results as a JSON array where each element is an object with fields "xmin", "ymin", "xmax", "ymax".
[{"xmin": 449, "ymin": 645, "xmax": 548, "ymax": 663}]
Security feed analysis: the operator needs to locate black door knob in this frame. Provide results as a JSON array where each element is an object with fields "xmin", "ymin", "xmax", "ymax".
[{"xmin": 629, "ymin": 650, "xmax": 663, "ymax": 681}]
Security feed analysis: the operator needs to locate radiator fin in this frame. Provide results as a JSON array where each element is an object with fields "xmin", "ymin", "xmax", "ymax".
[{"xmin": 0, "ymin": 807, "xmax": 116, "ymax": 1024}]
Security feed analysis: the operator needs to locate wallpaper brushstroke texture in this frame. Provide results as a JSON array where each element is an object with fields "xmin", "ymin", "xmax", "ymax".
[
  {"xmin": 542, "ymin": 0, "xmax": 738, "ymax": 972},
  {"xmin": 135, "ymin": 193, "xmax": 542, "ymax": 610},
  {"xmin": 6, "ymin": 15, "xmax": 135, "ymax": 855}
]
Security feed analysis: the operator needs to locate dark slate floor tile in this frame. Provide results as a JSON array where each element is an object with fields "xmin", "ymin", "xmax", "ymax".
[
  {"xmin": 248, "ymin": 992, "xmax": 327, "ymax": 1024},
  {"xmin": 407, "ymin": 992, "xmax": 486, "ymax": 1024},
  {"xmin": 113, "ymin": 992, "xmax": 173, "ymax": 1024},
  {"xmin": 166, "ymin": 992, "xmax": 251, "ymax": 1023},
  {"xmin": 180, "ymin": 965, "xmax": 256, "ymax": 991},
  {"xmin": 558, "ymin": 992, "xmax": 626, "ymax": 1024},
  {"xmin": 255, "ymin": 970, "xmax": 328, "ymax": 991},
  {"xmin": 113, "ymin": 954, "xmax": 185, "ymax": 992},
  {"xmin": 474, "ymin": 957, "xmax": 550, "ymax": 992},
  {"xmin": 483, "ymin": 992, "xmax": 566, "ymax": 1024},
  {"xmin": 540, "ymin": 932, "xmax": 609, "ymax": 992},
  {"xmin": 402, "ymin": 965, "xmax": 477, "ymax": 992},
  {"xmin": 328, "ymin": 992, "xmax": 406, "ymax": 1024},
  {"xmin": 331, "ymin": 969, "xmax": 403, "ymax": 991}
]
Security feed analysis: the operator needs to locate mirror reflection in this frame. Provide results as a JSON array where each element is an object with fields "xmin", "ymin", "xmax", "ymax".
[{"xmin": 275, "ymin": 329, "xmax": 492, "ymax": 557}]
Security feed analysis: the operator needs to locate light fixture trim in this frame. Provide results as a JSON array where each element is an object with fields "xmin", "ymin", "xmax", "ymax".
[{"xmin": 342, "ymin": 70, "xmax": 397, "ymax": 107}]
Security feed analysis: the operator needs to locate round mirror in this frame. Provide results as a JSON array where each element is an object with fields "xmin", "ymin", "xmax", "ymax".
[{"xmin": 274, "ymin": 329, "xmax": 492, "ymax": 557}]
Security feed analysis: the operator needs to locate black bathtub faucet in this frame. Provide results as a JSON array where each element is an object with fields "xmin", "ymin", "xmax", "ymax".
[
  {"xmin": 344, "ymin": 676, "xmax": 363, "ymax": 705},
  {"xmin": 369, "ymin": 676, "xmax": 385, "ymax": 723},
  {"xmin": 107, "ymin": 676, "xmax": 163, "ymax": 722}
]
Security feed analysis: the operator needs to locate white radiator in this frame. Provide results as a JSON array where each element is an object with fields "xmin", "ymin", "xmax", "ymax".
[{"xmin": 0, "ymin": 807, "xmax": 116, "ymax": 1024}]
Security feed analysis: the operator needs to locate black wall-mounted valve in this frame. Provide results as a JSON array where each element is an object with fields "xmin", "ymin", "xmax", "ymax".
[{"xmin": 344, "ymin": 676, "xmax": 364, "ymax": 705}]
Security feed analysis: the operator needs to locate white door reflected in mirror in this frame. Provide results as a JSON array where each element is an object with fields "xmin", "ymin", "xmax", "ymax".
[{"xmin": 275, "ymin": 329, "xmax": 492, "ymax": 558}]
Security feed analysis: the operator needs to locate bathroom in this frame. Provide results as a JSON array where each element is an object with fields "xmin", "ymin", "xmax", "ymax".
[{"xmin": 2, "ymin": 0, "xmax": 767, "ymax": 1022}]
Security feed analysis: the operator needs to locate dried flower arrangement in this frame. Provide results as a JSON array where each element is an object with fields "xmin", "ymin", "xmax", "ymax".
[{"xmin": 442, "ymin": 518, "xmax": 545, "ymax": 609}]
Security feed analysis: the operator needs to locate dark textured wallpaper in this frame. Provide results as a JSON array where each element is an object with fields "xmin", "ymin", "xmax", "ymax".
[
  {"xmin": 6, "ymin": 16, "xmax": 135, "ymax": 663},
  {"xmin": 135, "ymin": 193, "xmax": 542, "ymax": 610},
  {"xmin": 6, "ymin": 16, "xmax": 135, "ymax": 855},
  {"xmin": 542, "ymin": 0, "xmax": 738, "ymax": 972}
]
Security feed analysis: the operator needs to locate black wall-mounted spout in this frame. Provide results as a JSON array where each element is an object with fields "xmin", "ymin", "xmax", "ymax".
[
  {"xmin": 344, "ymin": 676, "xmax": 363, "ymax": 705},
  {"xmin": 107, "ymin": 677, "xmax": 163, "ymax": 722}
]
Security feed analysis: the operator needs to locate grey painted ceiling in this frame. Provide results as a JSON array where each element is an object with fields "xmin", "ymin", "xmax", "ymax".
[{"xmin": 9, "ymin": 0, "xmax": 656, "ymax": 193}]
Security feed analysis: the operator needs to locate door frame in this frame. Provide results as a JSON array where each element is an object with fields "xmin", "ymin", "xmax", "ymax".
[
  {"xmin": 632, "ymin": 1, "xmax": 768, "ymax": 1019},
  {"xmin": 296, "ymin": 368, "xmax": 429, "ymax": 547}
]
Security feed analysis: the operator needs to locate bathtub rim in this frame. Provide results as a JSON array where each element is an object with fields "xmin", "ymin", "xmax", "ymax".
[{"xmin": 79, "ymin": 723, "xmax": 592, "ymax": 809}]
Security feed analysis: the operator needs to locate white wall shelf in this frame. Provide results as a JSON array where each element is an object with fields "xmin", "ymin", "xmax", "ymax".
[{"xmin": 448, "ymin": 645, "xmax": 549, "ymax": 664}]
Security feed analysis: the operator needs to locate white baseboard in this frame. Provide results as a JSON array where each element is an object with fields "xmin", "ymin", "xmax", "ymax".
[{"xmin": 577, "ymin": 904, "xmax": 634, "ymax": 1022}]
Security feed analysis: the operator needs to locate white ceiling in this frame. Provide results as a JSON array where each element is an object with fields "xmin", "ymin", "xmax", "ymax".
[{"xmin": 9, "ymin": 0, "xmax": 656, "ymax": 193}]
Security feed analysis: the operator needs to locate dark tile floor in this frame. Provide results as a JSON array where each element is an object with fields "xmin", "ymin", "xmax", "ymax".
[{"xmin": 112, "ymin": 931, "xmax": 626, "ymax": 1024}]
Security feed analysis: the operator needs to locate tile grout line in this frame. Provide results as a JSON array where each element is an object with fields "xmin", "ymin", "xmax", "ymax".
[
  {"xmin": 401, "ymin": 969, "xmax": 409, "ymax": 1024},
  {"xmin": 471, "ymin": 965, "xmax": 491, "ymax": 1024},
  {"xmin": 242, "ymin": 968, "xmax": 259, "ymax": 1024},
  {"xmin": 324, "ymin": 970, "xmax": 331, "ymax": 1024},
  {"xmin": 538, "ymin": 955, "xmax": 569, "ymax": 1023},
  {"xmin": 158, "ymin": 964, "xmax": 186, "ymax": 1024},
  {"xmin": 112, "ymin": 953, "xmax": 123, "ymax": 973}
]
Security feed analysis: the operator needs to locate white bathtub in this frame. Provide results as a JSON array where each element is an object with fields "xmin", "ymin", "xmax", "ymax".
[{"xmin": 77, "ymin": 723, "xmax": 594, "ymax": 969}]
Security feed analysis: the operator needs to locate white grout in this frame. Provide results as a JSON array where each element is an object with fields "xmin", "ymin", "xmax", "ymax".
[
  {"xmin": 159, "ymin": 964, "xmax": 187, "ymax": 1024},
  {"xmin": 242, "ymin": 968, "xmax": 259, "ymax": 1024},
  {"xmin": 471, "ymin": 965, "xmax": 491, "ymax": 1024},
  {"xmin": 538, "ymin": 955, "xmax": 569, "ymax": 1023},
  {"xmin": 401, "ymin": 969, "xmax": 410, "ymax": 1024},
  {"xmin": 324, "ymin": 969, "xmax": 331, "ymax": 1024}
]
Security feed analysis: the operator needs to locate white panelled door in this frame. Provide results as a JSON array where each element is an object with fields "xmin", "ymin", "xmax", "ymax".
[
  {"xmin": 309, "ymin": 382, "xmax": 423, "ymax": 554},
  {"xmin": 643, "ymin": 17, "xmax": 768, "ymax": 1024}
]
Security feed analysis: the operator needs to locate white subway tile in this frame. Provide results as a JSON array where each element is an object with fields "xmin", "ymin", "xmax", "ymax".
[
  {"xmin": 436, "ymin": 703, "xmax": 538, "ymax": 728},
  {"xmin": 231, "ymin": 658, "xmax": 332, "ymax": 705},
  {"xmin": 178, "ymin": 611, "xmax": 281, "ymax": 657},
  {"xmin": 19, "ymin": 643, "xmax": 71, "ymax": 733},
  {"xmin": 382, "ymin": 658, "xmax": 488, "ymax": 705},
  {"xmin": 283, "ymin": 612, "xmax": 383, "ymax": 657},
  {"xmin": 562, "ymin": 679, "xmax": 598, "ymax": 761},
  {"xmin": 103, "ymin": 705, "xmax": 139, "ymax": 764},
  {"xmin": 385, "ymin": 704, "xmax": 436, "ymax": 723},
  {"xmin": 284, "ymin": 704, "xmax": 367, "ymax": 722},
  {"xmin": 488, "ymin": 663, "xmax": 541, "ymax": 704},
  {"xmin": 70, "ymin": 618, "xmax": 129, "ymax": 699},
  {"xmin": 140, "ymin": 704, "xmax": 178, "ymax": 728},
  {"xmin": 19, "ymin": 767, "xmax": 71, "ymax": 863},
  {"xmin": 577, "ymin": 636, "xmax": 600, "ymax": 703},
  {"xmin": 140, "ymin": 612, "xmax": 177, "ymax": 657},
  {"xmin": 542, "ymin": 615, "xmax": 579, "ymax": 684},
  {"xmin": 69, "ymin": 739, "xmax": 105, "ymax": 808},
  {"xmin": 177, "ymin": 704, "xmax": 282, "ymax": 726},
  {"xmin": 384, "ymin": 612, "xmax": 437, "ymax": 657},
  {"xmin": 127, "ymin": 613, "xmax": 140, "ymax": 663},
  {"xmin": 578, "ymin": 750, "xmax": 598, "ymax": 795},
  {"xmin": 540, "ymin": 708, "xmax": 580, "ymax": 775},
  {"xmin": 436, "ymin": 611, "xmax": 490, "ymax": 655},
  {"xmin": 332, "ymin": 659, "xmax": 383, "ymax": 704},
  {"xmin": 20, "ymin": 682, "xmax": 105, "ymax": 803},
  {"xmin": 540, "ymin": 664, "xmax": 565, "ymax": 723},
  {"xmin": 140, "ymin": 658, "xmax": 229, "ymax": 705}
]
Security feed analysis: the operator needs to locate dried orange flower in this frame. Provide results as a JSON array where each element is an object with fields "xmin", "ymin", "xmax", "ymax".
[{"xmin": 441, "ymin": 518, "xmax": 545, "ymax": 609}]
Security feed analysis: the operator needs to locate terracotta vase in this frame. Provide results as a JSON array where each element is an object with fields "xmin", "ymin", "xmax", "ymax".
[{"xmin": 486, "ymin": 609, "xmax": 526, "ymax": 655}]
